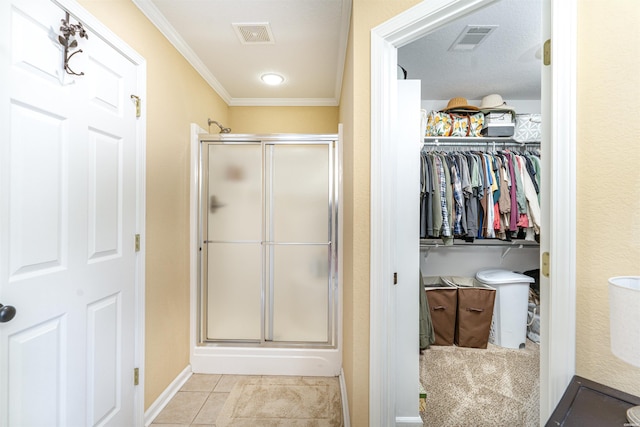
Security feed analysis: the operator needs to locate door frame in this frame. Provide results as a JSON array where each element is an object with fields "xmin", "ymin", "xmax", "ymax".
[
  {"xmin": 369, "ymin": 0, "xmax": 576, "ymax": 424},
  {"xmin": 52, "ymin": 0, "xmax": 147, "ymax": 424}
]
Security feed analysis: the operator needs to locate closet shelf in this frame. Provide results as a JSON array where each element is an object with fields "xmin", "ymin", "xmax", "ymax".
[
  {"xmin": 420, "ymin": 238, "xmax": 539, "ymax": 248},
  {"xmin": 423, "ymin": 136, "xmax": 540, "ymax": 147}
]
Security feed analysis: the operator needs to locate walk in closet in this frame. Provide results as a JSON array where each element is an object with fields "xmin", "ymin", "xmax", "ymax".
[{"xmin": 397, "ymin": 0, "xmax": 543, "ymax": 424}]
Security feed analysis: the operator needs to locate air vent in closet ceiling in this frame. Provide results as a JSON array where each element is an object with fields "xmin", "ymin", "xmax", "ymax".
[
  {"xmin": 449, "ymin": 25, "xmax": 498, "ymax": 51},
  {"xmin": 232, "ymin": 22, "xmax": 275, "ymax": 44}
]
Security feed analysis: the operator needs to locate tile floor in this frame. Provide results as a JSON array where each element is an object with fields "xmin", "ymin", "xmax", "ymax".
[
  {"xmin": 150, "ymin": 373, "xmax": 337, "ymax": 426},
  {"xmin": 150, "ymin": 374, "xmax": 256, "ymax": 426}
]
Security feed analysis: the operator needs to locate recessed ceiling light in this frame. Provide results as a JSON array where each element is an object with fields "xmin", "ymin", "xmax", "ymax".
[{"xmin": 261, "ymin": 73, "xmax": 284, "ymax": 85}]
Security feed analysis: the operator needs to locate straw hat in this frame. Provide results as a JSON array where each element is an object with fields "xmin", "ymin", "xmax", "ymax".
[
  {"xmin": 479, "ymin": 94, "xmax": 516, "ymax": 113},
  {"xmin": 441, "ymin": 97, "xmax": 479, "ymax": 112}
]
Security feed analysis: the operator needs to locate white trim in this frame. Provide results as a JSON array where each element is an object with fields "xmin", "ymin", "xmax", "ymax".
[
  {"xmin": 53, "ymin": 1, "xmax": 148, "ymax": 425},
  {"xmin": 369, "ymin": 28, "xmax": 397, "ymax": 427},
  {"xmin": 370, "ymin": 0, "xmax": 576, "ymax": 425},
  {"xmin": 134, "ymin": 60, "xmax": 148, "ymax": 427},
  {"xmin": 143, "ymin": 365, "xmax": 192, "ymax": 426},
  {"xmin": 395, "ymin": 417, "xmax": 423, "ymax": 426},
  {"xmin": 131, "ymin": 0, "xmax": 233, "ymax": 105},
  {"xmin": 545, "ymin": 0, "xmax": 577, "ymax": 416},
  {"xmin": 227, "ymin": 97, "xmax": 339, "ymax": 107},
  {"xmin": 333, "ymin": 0, "xmax": 352, "ymax": 101},
  {"xmin": 189, "ymin": 124, "xmax": 206, "ymax": 372},
  {"xmin": 339, "ymin": 368, "xmax": 351, "ymax": 427}
]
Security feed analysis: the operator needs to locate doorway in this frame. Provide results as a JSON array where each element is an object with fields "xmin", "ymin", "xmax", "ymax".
[
  {"xmin": 401, "ymin": 1, "xmax": 541, "ymax": 424},
  {"xmin": 370, "ymin": 0, "xmax": 577, "ymax": 425}
]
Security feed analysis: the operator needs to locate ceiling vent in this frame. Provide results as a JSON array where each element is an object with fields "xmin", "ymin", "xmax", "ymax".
[
  {"xmin": 232, "ymin": 23, "xmax": 275, "ymax": 44},
  {"xmin": 449, "ymin": 25, "xmax": 498, "ymax": 51}
]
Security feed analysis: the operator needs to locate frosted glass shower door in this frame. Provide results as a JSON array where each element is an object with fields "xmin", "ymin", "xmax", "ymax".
[
  {"xmin": 201, "ymin": 136, "xmax": 337, "ymax": 346},
  {"xmin": 265, "ymin": 144, "xmax": 332, "ymax": 343},
  {"xmin": 204, "ymin": 143, "xmax": 262, "ymax": 341}
]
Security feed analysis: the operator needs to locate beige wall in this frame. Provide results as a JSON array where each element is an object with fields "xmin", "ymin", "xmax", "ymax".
[
  {"xmin": 229, "ymin": 106, "xmax": 338, "ymax": 134},
  {"xmin": 78, "ymin": 0, "xmax": 228, "ymax": 408},
  {"xmin": 340, "ymin": 1, "xmax": 421, "ymax": 425},
  {"xmin": 78, "ymin": 0, "xmax": 341, "ymax": 410},
  {"xmin": 575, "ymin": 0, "xmax": 640, "ymax": 396}
]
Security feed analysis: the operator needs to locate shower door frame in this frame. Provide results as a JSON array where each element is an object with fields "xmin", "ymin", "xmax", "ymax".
[{"xmin": 197, "ymin": 133, "xmax": 340, "ymax": 350}]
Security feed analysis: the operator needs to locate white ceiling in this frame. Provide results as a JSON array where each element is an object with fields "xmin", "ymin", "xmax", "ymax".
[
  {"xmin": 398, "ymin": 0, "xmax": 542, "ymax": 102},
  {"xmin": 132, "ymin": 0, "xmax": 541, "ymax": 107},
  {"xmin": 132, "ymin": 0, "xmax": 351, "ymax": 106}
]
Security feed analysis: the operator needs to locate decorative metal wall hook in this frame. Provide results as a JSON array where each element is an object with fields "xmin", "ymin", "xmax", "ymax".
[{"xmin": 58, "ymin": 12, "xmax": 88, "ymax": 76}]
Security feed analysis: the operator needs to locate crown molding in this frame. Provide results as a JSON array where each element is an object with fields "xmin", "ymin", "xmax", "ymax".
[
  {"xmin": 228, "ymin": 98, "xmax": 339, "ymax": 107},
  {"xmin": 131, "ymin": 0, "xmax": 233, "ymax": 104},
  {"xmin": 333, "ymin": 0, "xmax": 351, "ymax": 102}
]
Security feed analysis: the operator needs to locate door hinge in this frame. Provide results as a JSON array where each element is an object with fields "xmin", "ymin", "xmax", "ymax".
[
  {"xmin": 135, "ymin": 234, "xmax": 141, "ymax": 252},
  {"xmin": 393, "ymin": 272, "xmax": 398, "ymax": 285},
  {"xmin": 543, "ymin": 39, "xmax": 551, "ymax": 66},
  {"xmin": 542, "ymin": 251, "xmax": 550, "ymax": 278},
  {"xmin": 134, "ymin": 368, "xmax": 139, "ymax": 386},
  {"xmin": 130, "ymin": 94, "xmax": 141, "ymax": 118}
]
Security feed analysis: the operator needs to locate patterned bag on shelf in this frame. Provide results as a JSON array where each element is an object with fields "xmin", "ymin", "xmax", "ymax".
[
  {"xmin": 426, "ymin": 111, "xmax": 484, "ymax": 137},
  {"xmin": 450, "ymin": 112, "xmax": 484, "ymax": 137},
  {"xmin": 425, "ymin": 111, "xmax": 453, "ymax": 137},
  {"xmin": 514, "ymin": 113, "xmax": 542, "ymax": 142}
]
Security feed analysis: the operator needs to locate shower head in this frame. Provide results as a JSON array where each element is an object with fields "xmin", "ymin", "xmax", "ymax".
[{"xmin": 208, "ymin": 119, "xmax": 231, "ymax": 134}]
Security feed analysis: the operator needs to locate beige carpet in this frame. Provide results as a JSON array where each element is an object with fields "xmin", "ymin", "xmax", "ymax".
[
  {"xmin": 216, "ymin": 376, "xmax": 343, "ymax": 426},
  {"xmin": 420, "ymin": 340, "xmax": 540, "ymax": 426}
]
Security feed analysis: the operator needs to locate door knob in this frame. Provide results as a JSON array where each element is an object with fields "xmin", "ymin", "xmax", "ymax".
[{"xmin": 0, "ymin": 304, "xmax": 16, "ymax": 323}]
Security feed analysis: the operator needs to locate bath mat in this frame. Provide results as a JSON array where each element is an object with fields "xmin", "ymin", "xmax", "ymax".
[{"xmin": 216, "ymin": 376, "xmax": 343, "ymax": 426}]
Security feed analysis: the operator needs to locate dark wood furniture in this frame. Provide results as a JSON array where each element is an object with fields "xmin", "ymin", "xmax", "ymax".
[{"xmin": 546, "ymin": 375, "xmax": 640, "ymax": 426}]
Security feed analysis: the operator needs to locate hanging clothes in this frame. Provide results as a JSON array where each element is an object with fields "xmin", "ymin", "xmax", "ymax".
[{"xmin": 419, "ymin": 146, "xmax": 541, "ymax": 243}]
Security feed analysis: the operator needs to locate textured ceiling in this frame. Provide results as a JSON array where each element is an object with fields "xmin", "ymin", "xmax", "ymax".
[
  {"xmin": 133, "ymin": 0, "xmax": 541, "ymax": 106},
  {"xmin": 398, "ymin": 0, "xmax": 542, "ymax": 101}
]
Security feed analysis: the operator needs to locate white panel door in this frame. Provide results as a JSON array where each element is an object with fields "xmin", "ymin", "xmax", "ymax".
[{"xmin": 0, "ymin": 0, "xmax": 141, "ymax": 426}]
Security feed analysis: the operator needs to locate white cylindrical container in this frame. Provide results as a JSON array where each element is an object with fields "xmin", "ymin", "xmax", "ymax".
[
  {"xmin": 608, "ymin": 276, "xmax": 640, "ymax": 367},
  {"xmin": 475, "ymin": 268, "xmax": 535, "ymax": 349}
]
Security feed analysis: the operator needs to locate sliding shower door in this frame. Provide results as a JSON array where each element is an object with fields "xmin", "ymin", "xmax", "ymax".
[
  {"xmin": 204, "ymin": 143, "xmax": 262, "ymax": 341},
  {"xmin": 200, "ymin": 135, "xmax": 338, "ymax": 347}
]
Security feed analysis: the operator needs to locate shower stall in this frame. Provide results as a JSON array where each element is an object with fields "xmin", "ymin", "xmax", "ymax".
[{"xmin": 191, "ymin": 132, "xmax": 342, "ymax": 376}]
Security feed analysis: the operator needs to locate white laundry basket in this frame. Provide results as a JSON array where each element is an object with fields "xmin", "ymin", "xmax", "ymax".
[{"xmin": 475, "ymin": 268, "xmax": 535, "ymax": 349}]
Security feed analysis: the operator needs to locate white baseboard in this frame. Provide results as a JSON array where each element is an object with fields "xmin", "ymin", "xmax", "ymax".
[
  {"xmin": 395, "ymin": 416, "xmax": 424, "ymax": 426},
  {"xmin": 339, "ymin": 368, "xmax": 350, "ymax": 427},
  {"xmin": 191, "ymin": 346, "xmax": 341, "ymax": 377},
  {"xmin": 144, "ymin": 365, "xmax": 193, "ymax": 426}
]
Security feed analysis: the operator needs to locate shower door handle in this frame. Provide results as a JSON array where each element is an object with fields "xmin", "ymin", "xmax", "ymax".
[
  {"xmin": 0, "ymin": 303, "xmax": 16, "ymax": 323},
  {"xmin": 210, "ymin": 195, "xmax": 226, "ymax": 213}
]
